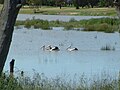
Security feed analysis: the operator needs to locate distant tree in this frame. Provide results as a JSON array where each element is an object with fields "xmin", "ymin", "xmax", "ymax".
[
  {"xmin": 66, "ymin": 0, "xmax": 73, "ymax": 6},
  {"xmin": 42, "ymin": 0, "xmax": 47, "ymax": 6},
  {"xmin": 0, "ymin": 0, "xmax": 4, "ymax": 4},
  {"xmin": 34, "ymin": 0, "xmax": 42, "ymax": 6},
  {"xmin": 73, "ymin": 0, "xmax": 79, "ymax": 9},
  {"xmin": 107, "ymin": 0, "xmax": 114, "ymax": 7},
  {"xmin": 79, "ymin": 0, "xmax": 89, "ymax": 8},
  {"xmin": 98, "ymin": 0, "xmax": 108, "ymax": 7},
  {"xmin": 26, "ymin": 0, "xmax": 42, "ymax": 7},
  {"xmin": 26, "ymin": 0, "xmax": 34, "ymax": 5},
  {"xmin": 88, "ymin": 0, "xmax": 99, "ymax": 8},
  {"xmin": 56, "ymin": 0, "xmax": 65, "ymax": 9},
  {"xmin": 48, "ymin": 0, "xmax": 56, "ymax": 6}
]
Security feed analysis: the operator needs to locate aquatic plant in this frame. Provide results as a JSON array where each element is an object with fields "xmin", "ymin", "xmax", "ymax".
[
  {"xmin": 15, "ymin": 18, "xmax": 120, "ymax": 33},
  {"xmin": 64, "ymin": 24, "xmax": 74, "ymax": 30},
  {"xmin": 69, "ymin": 18, "xmax": 77, "ymax": 22}
]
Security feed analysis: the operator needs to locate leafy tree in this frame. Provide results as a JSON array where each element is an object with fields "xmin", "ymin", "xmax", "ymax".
[
  {"xmin": 79, "ymin": 0, "xmax": 89, "ymax": 8},
  {"xmin": 73, "ymin": 0, "xmax": 79, "ymax": 9},
  {"xmin": 98, "ymin": 0, "xmax": 108, "ymax": 7},
  {"xmin": 56, "ymin": 0, "xmax": 65, "ymax": 9},
  {"xmin": 47, "ymin": 0, "xmax": 56, "ymax": 6},
  {"xmin": 88, "ymin": 0, "xmax": 99, "ymax": 8},
  {"xmin": 0, "ymin": 0, "xmax": 4, "ymax": 4}
]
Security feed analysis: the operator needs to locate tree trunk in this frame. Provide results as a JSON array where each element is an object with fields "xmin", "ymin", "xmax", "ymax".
[
  {"xmin": 75, "ymin": 0, "xmax": 79, "ymax": 9},
  {"xmin": 0, "ymin": 0, "xmax": 25, "ymax": 74}
]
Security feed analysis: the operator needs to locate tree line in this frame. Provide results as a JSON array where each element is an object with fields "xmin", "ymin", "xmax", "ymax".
[{"xmin": 0, "ymin": 0, "xmax": 115, "ymax": 9}]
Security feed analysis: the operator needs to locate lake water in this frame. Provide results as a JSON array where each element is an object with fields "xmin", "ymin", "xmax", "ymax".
[
  {"xmin": 17, "ymin": 14, "xmax": 109, "ymax": 21},
  {"xmin": 4, "ymin": 27, "xmax": 120, "ymax": 79}
]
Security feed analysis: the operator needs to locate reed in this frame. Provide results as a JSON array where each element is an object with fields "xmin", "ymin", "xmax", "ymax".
[
  {"xmin": 15, "ymin": 17, "xmax": 120, "ymax": 33},
  {"xmin": 0, "ymin": 72, "xmax": 119, "ymax": 90}
]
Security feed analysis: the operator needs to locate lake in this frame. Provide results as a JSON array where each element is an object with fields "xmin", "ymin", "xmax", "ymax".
[
  {"xmin": 3, "ymin": 14, "xmax": 120, "ymax": 79},
  {"xmin": 17, "ymin": 14, "xmax": 109, "ymax": 21},
  {"xmin": 4, "ymin": 26, "xmax": 120, "ymax": 79}
]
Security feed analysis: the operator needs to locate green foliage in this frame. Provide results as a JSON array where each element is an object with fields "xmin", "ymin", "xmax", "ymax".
[
  {"xmin": 69, "ymin": 18, "xmax": 77, "ymax": 22},
  {"xmin": 16, "ymin": 19, "xmax": 51, "ymax": 30},
  {"xmin": 64, "ymin": 23, "xmax": 74, "ymax": 30},
  {"xmin": 16, "ymin": 18, "xmax": 120, "ymax": 33},
  {"xmin": 80, "ymin": 18, "xmax": 120, "ymax": 33},
  {"xmin": 0, "ymin": 72, "xmax": 120, "ymax": 90},
  {"xmin": 0, "ymin": 0, "xmax": 4, "ymax": 4},
  {"xmin": 0, "ymin": 73, "xmax": 22, "ymax": 90}
]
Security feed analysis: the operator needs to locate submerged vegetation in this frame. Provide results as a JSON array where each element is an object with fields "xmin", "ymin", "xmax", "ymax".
[
  {"xmin": 16, "ymin": 17, "xmax": 120, "ymax": 33},
  {"xmin": 0, "ymin": 72, "xmax": 120, "ymax": 90}
]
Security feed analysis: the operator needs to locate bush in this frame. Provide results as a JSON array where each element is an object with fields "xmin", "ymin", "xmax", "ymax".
[
  {"xmin": 64, "ymin": 24, "xmax": 74, "ymax": 30},
  {"xmin": 69, "ymin": 18, "xmax": 77, "ymax": 22}
]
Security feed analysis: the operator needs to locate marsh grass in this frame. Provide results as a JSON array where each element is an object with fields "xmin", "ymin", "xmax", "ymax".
[
  {"xmin": 81, "ymin": 18, "xmax": 120, "ymax": 33},
  {"xmin": 15, "ymin": 17, "xmax": 120, "ymax": 33},
  {"xmin": 16, "ymin": 19, "xmax": 51, "ymax": 30},
  {"xmin": 0, "ymin": 72, "xmax": 120, "ymax": 90}
]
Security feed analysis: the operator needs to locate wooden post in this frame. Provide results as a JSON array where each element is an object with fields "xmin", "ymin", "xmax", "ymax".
[
  {"xmin": 10, "ymin": 59, "xmax": 15, "ymax": 75},
  {"xmin": 0, "ymin": 0, "xmax": 25, "ymax": 75}
]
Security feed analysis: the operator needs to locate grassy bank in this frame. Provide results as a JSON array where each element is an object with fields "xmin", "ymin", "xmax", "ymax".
[
  {"xmin": 15, "ymin": 17, "xmax": 120, "ymax": 33},
  {"xmin": 0, "ymin": 72, "xmax": 119, "ymax": 90},
  {"xmin": 19, "ymin": 6, "xmax": 117, "ymax": 16},
  {"xmin": 0, "ymin": 5, "xmax": 117, "ymax": 16}
]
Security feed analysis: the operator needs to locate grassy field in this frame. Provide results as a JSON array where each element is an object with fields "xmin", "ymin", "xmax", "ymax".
[
  {"xmin": 0, "ymin": 4, "xmax": 117, "ymax": 16},
  {"xmin": 0, "ymin": 5, "xmax": 117, "ymax": 16},
  {"xmin": 19, "ymin": 6, "xmax": 117, "ymax": 16}
]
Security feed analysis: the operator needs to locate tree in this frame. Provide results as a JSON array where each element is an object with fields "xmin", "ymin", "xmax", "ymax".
[
  {"xmin": 79, "ymin": 0, "xmax": 89, "ymax": 8},
  {"xmin": 0, "ymin": 0, "xmax": 4, "ymax": 4},
  {"xmin": 56, "ymin": 0, "xmax": 65, "ymax": 9},
  {"xmin": 73, "ymin": 0, "xmax": 79, "ymax": 9},
  {"xmin": 88, "ymin": 0, "xmax": 99, "ymax": 8},
  {"xmin": 0, "ymin": 0, "xmax": 25, "ymax": 74},
  {"xmin": 98, "ymin": 0, "xmax": 108, "ymax": 7}
]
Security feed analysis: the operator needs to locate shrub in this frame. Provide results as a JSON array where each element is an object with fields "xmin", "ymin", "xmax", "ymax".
[
  {"xmin": 64, "ymin": 24, "xmax": 74, "ymax": 30},
  {"xmin": 69, "ymin": 18, "xmax": 77, "ymax": 22}
]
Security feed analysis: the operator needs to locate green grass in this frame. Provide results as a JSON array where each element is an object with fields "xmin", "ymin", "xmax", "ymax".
[
  {"xmin": 80, "ymin": 18, "xmax": 120, "ymax": 33},
  {"xmin": 0, "ymin": 5, "xmax": 117, "ymax": 16},
  {"xmin": 19, "ymin": 6, "xmax": 117, "ymax": 16},
  {"xmin": 16, "ymin": 19, "xmax": 51, "ymax": 30},
  {"xmin": 0, "ymin": 72, "xmax": 120, "ymax": 90},
  {"xmin": 16, "ymin": 17, "xmax": 120, "ymax": 33}
]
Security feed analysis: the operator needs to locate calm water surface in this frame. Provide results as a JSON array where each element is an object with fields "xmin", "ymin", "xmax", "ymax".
[
  {"xmin": 17, "ymin": 14, "xmax": 109, "ymax": 21},
  {"xmin": 4, "ymin": 27, "xmax": 120, "ymax": 79}
]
